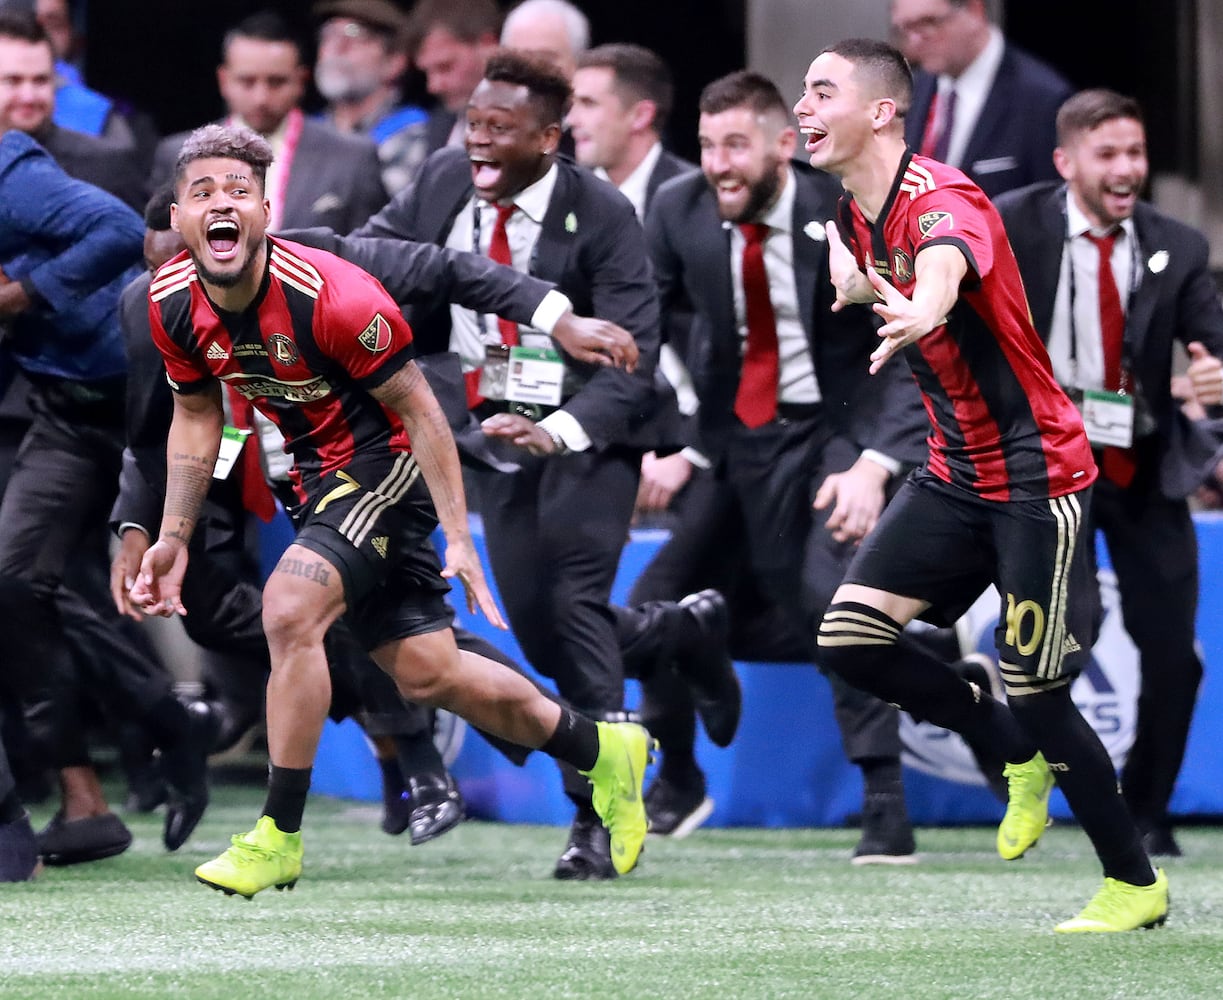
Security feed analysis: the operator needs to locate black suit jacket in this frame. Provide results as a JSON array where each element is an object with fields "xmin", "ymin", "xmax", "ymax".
[
  {"xmin": 355, "ymin": 148, "xmax": 665, "ymax": 452},
  {"xmin": 150, "ymin": 117, "xmax": 389, "ymax": 232},
  {"xmin": 645, "ymin": 149, "xmax": 696, "ymax": 213},
  {"xmin": 645, "ymin": 161, "xmax": 927, "ymax": 467},
  {"xmin": 905, "ymin": 43, "xmax": 1072, "ymax": 200},
  {"xmin": 995, "ymin": 181, "xmax": 1223, "ymax": 499},
  {"xmin": 38, "ymin": 124, "xmax": 145, "ymax": 212}
]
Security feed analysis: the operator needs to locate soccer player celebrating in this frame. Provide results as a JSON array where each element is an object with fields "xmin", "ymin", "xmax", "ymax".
[
  {"xmin": 132, "ymin": 123, "xmax": 651, "ymax": 897},
  {"xmin": 793, "ymin": 39, "xmax": 1167, "ymax": 933}
]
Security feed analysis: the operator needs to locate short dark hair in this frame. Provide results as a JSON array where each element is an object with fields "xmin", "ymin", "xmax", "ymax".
[
  {"xmin": 174, "ymin": 123, "xmax": 275, "ymax": 193},
  {"xmin": 699, "ymin": 70, "xmax": 789, "ymax": 123},
  {"xmin": 821, "ymin": 37, "xmax": 913, "ymax": 117},
  {"xmin": 0, "ymin": 9, "xmax": 50, "ymax": 46},
  {"xmin": 483, "ymin": 48, "xmax": 572, "ymax": 126},
  {"xmin": 577, "ymin": 43, "xmax": 673, "ymax": 133},
  {"xmin": 1056, "ymin": 89, "xmax": 1145, "ymax": 146},
  {"xmin": 406, "ymin": 0, "xmax": 501, "ymax": 55},
  {"xmin": 144, "ymin": 184, "xmax": 177, "ymax": 231},
  {"xmin": 222, "ymin": 10, "xmax": 305, "ymax": 65}
]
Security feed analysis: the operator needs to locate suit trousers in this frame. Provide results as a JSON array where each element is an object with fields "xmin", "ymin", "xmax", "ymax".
[
  {"xmin": 1091, "ymin": 455, "xmax": 1203, "ymax": 828},
  {"xmin": 0, "ymin": 395, "xmax": 172, "ymax": 767}
]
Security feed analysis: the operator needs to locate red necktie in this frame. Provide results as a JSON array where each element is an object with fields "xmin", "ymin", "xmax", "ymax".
[
  {"xmin": 1085, "ymin": 231, "xmax": 1137, "ymax": 487},
  {"xmin": 225, "ymin": 385, "xmax": 278, "ymax": 522},
  {"xmin": 466, "ymin": 202, "xmax": 522, "ymax": 409},
  {"xmin": 734, "ymin": 223, "xmax": 780, "ymax": 429},
  {"xmin": 920, "ymin": 88, "xmax": 957, "ymax": 161}
]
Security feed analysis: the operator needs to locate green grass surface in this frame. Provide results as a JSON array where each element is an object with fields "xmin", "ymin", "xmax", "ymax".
[{"xmin": 4, "ymin": 782, "xmax": 1221, "ymax": 999}]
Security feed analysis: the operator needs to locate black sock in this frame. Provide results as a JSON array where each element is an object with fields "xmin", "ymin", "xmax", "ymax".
[
  {"xmin": 261, "ymin": 765, "xmax": 312, "ymax": 834},
  {"xmin": 393, "ymin": 727, "xmax": 445, "ymax": 778},
  {"xmin": 1010, "ymin": 687, "xmax": 1154, "ymax": 886},
  {"xmin": 378, "ymin": 756, "xmax": 405, "ymax": 801},
  {"xmin": 539, "ymin": 708, "xmax": 600, "ymax": 772},
  {"xmin": 0, "ymin": 789, "xmax": 24, "ymax": 824},
  {"xmin": 860, "ymin": 757, "xmax": 903, "ymax": 796}
]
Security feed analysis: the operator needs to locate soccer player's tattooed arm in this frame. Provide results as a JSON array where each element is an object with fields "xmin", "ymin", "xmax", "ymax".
[
  {"xmin": 130, "ymin": 384, "xmax": 222, "ymax": 617},
  {"xmin": 371, "ymin": 362, "xmax": 507, "ymax": 628},
  {"xmin": 825, "ymin": 221, "xmax": 877, "ymax": 310}
]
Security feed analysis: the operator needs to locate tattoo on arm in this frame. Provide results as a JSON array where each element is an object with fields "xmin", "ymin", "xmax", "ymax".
[{"xmin": 163, "ymin": 451, "xmax": 214, "ymax": 543}]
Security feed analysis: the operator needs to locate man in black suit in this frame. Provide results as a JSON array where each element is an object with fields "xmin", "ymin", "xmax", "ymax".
[
  {"xmin": 148, "ymin": 11, "xmax": 388, "ymax": 232},
  {"xmin": 633, "ymin": 71, "xmax": 931, "ymax": 861},
  {"xmin": 995, "ymin": 89, "xmax": 1223, "ymax": 857},
  {"xmin": 893, "ymin": 0, "xmax": 1072, "ymax": 199},
  {"xmin": 354, "ymin": 49, "xmax": 675, "ymax": 879}
]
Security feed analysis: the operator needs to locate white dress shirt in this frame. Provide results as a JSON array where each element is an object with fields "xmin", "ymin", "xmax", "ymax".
[{"xmin": 939, "ymin": 26, "xmax": 1005, "ymax": 170}]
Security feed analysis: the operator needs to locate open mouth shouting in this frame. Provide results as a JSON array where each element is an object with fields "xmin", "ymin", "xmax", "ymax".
[
  {"xmin": 469, "ymin": 155, "xmax": 503, "ymax": 198},
  {"xmin": 800, "ymin": 125, "xmax": 828, "ymax": 155},
  {"xmin": 206, "ymin": 218, "xmax": 241, "ymax": 263}
]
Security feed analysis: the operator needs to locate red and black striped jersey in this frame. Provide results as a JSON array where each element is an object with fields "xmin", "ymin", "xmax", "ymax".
[
  {"xmin": 148, "ymin": 237, "xmax": 416, "ymax": 497},
  {"xmin": 837, "ymin": 150, "xmax": 1096, "ymax": 501}
]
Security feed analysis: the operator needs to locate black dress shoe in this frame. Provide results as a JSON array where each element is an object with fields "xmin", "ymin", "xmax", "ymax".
[
  {"xmin": 644, "ymin": 775, "xmax": 713, "ymax": 839},
  {"xmin": 1141, "ymin": 825, "xmax": 1183, "ymax": 858},
  {"xmin": 37, "ymin": 812, "xmax": 132, "ymax": 866},
  {"xmin": 0, "ymin": 812, "xmax": 40, "ymax": 881},
  {"xmin": 405, "ymin": 772, "xmax": 465, "ymax": 846},
  {"xmin": 160, "ymin": 700, "xmax": 214, "ymax": 851},
  {"xmin": 852, "ymin": 791, "xmax": 917, "ymax": 866},
  {"xmin": 553, "ymin": 810, "xmax": 617, "ymax": 880},
  {"xmin": 674, "ymin": 590, "xmax": 742, "ymax": 748}
]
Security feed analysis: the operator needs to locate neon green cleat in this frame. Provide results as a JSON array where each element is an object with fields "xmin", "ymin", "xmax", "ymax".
[
  {"xmin": 997, "ymin": 751, "xmax": 1054, "ymax": 860},
  {"xmin": 582, "ymin": 721, "xmax": 655, "ymax": 875},
  {"xmin": 1055, "ymin": 869, "xmax": 1169, "ymax": 933},
  {"xmin": 195, "ymin": 815, "xmax": 303, "ymax": 899}
]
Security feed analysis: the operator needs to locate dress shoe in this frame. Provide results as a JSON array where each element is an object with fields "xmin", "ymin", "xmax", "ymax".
[
  {"xmin": 674, "ymin": 590, "xmax": 742, "ymax": 747},
  {"xmin": 553, "ymin": 809, "xmax": 617, "ymax": 880},
  {"xmin": 1141, "ymin": 824, "xmax": 1183, "ymax": 858},
  {"xmin": 405, "ymin": 772, "xmax": 465, "ymax": 846},
  {"xmin": 0, "ymin": 812, "xmax": 41, "ymax": 881},
  {"xmin": 852, "ymin": 790, "xmax": 917, "ymax": 865},
  {"xmin": 160, "ymin": 699, "xmax": 214, "ymax": 851},
  {"xmin": 645, "ymin": 775, "xmax": 714, "ymax": 839},
  {"xmin": 37, "ymin": 811, "xmax": 132, "ymax": 866}
]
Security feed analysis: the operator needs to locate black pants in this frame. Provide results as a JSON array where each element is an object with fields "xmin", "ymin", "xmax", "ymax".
[
  {"xmin": 0, "ymin": 394, "xmax": 171, "ymax": 767},
  {"xmin": 1092, "ymin": 460, "xmax": 1203, "ymax": 829}
]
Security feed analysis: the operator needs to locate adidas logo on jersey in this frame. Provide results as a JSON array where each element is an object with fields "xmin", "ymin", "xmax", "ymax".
[
  {"xmin": 1062, "ymin": 632, "xmax": 1082, "ymax": 655},
  {"xmin": 206, "ymin": 342, "xmax": 229, "ymax": 360},
  {"xmin": 371, "ymin": 536, "xmax": 389, "ymax": 559}
]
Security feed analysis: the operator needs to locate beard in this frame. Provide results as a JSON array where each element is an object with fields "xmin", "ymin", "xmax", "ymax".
[
  {"xmin": 190, "ymin": 239, "xmax": 261, "ymax": 289},
  {"xmin": 315, "ymin": 60, "xmax": 380, "ymax": 103},
  {"xmin": 732, "ymin": 155, "xmax": 785, "ymax": 224}
]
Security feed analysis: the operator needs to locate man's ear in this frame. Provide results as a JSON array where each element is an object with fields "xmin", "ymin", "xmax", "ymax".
[{"xmin": 170, "ymin": 202, "xmax": 180, "ymax": 233}]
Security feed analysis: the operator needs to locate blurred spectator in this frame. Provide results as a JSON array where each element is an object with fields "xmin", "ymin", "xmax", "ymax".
[
  {"xmin": 405, "ymin": 0, "xmax": 501, "ymax": 152},
  {"xmin": 892, "ymin": 0, "xmax": 1071, "ymax": 198},
  {"xmin": 313, "ymin": 0, "xmax": 430, "ymax": 195},
  {"xmin": 148, "ymin": 9, "xmax": 387, "ymax": 232},
  {"xmin": 500, "ymin": 0, "xmax": 588, "ymax": 81},
  {"xmin": 996, "ymin": 89, "xmax": 1223, "ymax": 857}
]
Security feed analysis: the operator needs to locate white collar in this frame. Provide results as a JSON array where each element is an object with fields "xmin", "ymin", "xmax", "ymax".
[
  {"xmin": 596, "ymin": 141, "xmax": 663, "ymax": 221},
  {"xmin": 758, "ymin": 165, "xmax": 795, "ymax": 234},
  {"xmin": 1064, "ymin": 188, "xmax": 1137, "ymax": 244},
  {"xmin": 941, "ymin": 25, "xmax": 1004, "ymax": 93},
  {"xmin": 488, "ymin": 161, "xmax": 560, "ymax": 222}
]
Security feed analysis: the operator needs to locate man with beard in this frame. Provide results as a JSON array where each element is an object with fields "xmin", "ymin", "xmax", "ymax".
[
  {"xmin": 136, "ymin": 122, "xmax": 653, "ymax": 898},
  {"xmin": 630, "ymin": 70, "xmax": 932, "ymax": 857},
  {"xmin": 312, "ymin": 0, "xmax": 430, "ymax": 196}
]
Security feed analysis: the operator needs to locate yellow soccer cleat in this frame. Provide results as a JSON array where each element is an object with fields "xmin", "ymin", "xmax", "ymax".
[
  {"xmin": 195, "ymin": 815, "xmax": 303, "ymax": 899},
  {"xmin": 1055, "ymin": 869, "xmax": 1169, "ymax": 933},
  {"xmin": 997, "ymin": 751, "xmax": 1054, "ymax": 860},
  {"xmin": 582, "ymin": 721, "xmax": 655, "ymax": 875}
]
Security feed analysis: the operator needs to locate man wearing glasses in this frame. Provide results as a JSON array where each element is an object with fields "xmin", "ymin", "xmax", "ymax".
[{"xmin": 891, "ymin": 0, "xmax": 1071, "ymax": 198}]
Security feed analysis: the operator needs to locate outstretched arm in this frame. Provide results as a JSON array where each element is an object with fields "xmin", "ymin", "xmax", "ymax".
[
  {"xmin": 867, "ymin": 243, "xmax": 968, "ymax": 374},
  {"xmin": 130, "ymin": 384, "xmax": 223, "ymax": 616},
  {"xmin": 370, "ymin": 360, "xmax": 507, "ymax": 629}
]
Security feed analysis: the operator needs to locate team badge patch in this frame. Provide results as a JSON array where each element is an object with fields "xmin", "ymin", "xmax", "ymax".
[
  {"xmin": 918, "ymin": 210, "xmax": 953, "ymax": 237},
  {"xmin": 358, "ymin": 313, "xmax": 392, "ymax": 353},
  {"xmin": 891, "ymin": 248, "xmax": 913, "ymax": 283},
  {"xmin": 268, "ymin": 334, "xmax": 299, "ymax": 366}
]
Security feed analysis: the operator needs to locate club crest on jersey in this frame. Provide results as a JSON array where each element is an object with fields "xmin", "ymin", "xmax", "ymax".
[
  {"xmin": 268, "ymin": 334, "xmax": 299, "ymax": 366},
  {"xmin": 358, "ymin": 313, "xmax": 392, "ymax": 353},
  {"xmin": 918, "ymin": 211, "xmax": 953, "ymax": 237},
  {"xmin": 891, "ymin": 248, "xmax": 914, "ymax": 283}
]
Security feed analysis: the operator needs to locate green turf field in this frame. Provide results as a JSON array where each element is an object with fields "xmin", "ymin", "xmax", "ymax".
[{"xmin": 3, "ymin": 781, "xmax": 1221, "ymax": 999}]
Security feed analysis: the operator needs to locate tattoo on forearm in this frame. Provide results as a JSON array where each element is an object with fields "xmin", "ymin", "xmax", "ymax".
[
  {"xmin": 163, "ymin": 452, "xmax": 214, "ymax": 541},
  {"xmin": 274, "ymin": 556, "xmax": 332, "ymax": 586}
]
